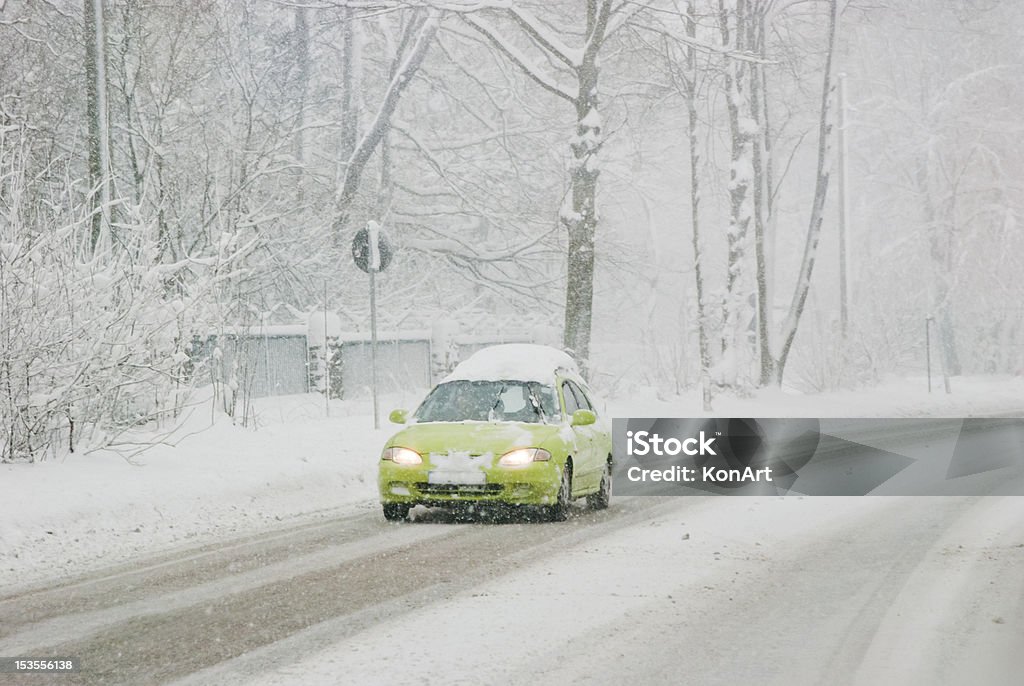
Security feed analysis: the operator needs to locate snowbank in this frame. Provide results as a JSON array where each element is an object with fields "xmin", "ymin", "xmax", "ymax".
[{"xmin": 0, "ymin": 389, "xmax": 425, "ymax": 589}]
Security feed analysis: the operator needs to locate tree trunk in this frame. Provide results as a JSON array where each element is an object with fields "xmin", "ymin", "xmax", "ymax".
[
  {"xmin": 749, "ymin": 4, "xmax": 774, "ymax": 384},
  {"xmin": 293, "ymin": 7, "xmax": 311, "ymax": 166},
  {"xmin": 84, "ymin": 0, "xmax": 111, "ymax": 255},
  {"xmin": 684, "ymin": 0, "xmax": 713, "ymax": 411},
  {"xmin": 562, "ymin": 79, "xmax": 600, "ymax": 367},
  {"xmin": 339, "ymin": 6, "xmax": 358, "ymax": 169},
  {"xmin": 561, "ymin": 0, "xmax": 611, "ymax": 373},
  {"xmin": 718, "ymin": 0, "xmax": 753, "ymax": 382},
  {"xmin": 774, "ymin": 0, "xmax": 839, "ymax": 384}
]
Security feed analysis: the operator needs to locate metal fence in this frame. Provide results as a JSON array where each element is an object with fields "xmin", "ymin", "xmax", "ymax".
[
  {"xmin": 336, "ymin": 339, "xmax": 432, "ymax": 397},
  {"xmin": 195, "ymin": 332, "xmax": 310, "ymax": 398},
  {"xmin": 195, "ymin": 328, "xmax": 536, "ymax": 399}
]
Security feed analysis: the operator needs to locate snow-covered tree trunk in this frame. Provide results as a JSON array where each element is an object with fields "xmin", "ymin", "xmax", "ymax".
[
  {"xmin": 338, "ymin": 6, "xmax": 359, "ymax": 170},
  {"xmin": 774, "ymin": 0, "xmax": 839, "ymax": 385},
  {"xmin": 293, "ymin": 6, "xmax": 311, "ymax": 167},
  {"xmin": 84, "ymin": 0, "xmax": 111, "ymax": 255},
  {"xmin": 717, "ymin": 0, "xmax": 755, "ymax": 385},
  {"xmin": 748, "ymin": 3, "xmax": 774, "ymax": 385},
  {"xmin": 683, "ymin": 0, "xmax": 714, "ymax": 411},
  {"xmin": 562, "ymin": 0, "xmax": 612, "ymax": 369}
]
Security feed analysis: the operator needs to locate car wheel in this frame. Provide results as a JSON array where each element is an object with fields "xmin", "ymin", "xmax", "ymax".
[
  {"xmin": 587, "ymin": 459, "xmax": 612, "ymax": 510},
  {"xmin": 545, "ymin": 463, "xmax": 572, "ymax": 522},
  {"xmin": 382, "ymin": 503, "xmax": 410, "ymax": 522}
]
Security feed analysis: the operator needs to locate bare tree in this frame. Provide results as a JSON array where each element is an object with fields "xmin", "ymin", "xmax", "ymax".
[
  {"xmin": 773, "ymin": 0, "xmax": 839, "ymax": 384},
  {"xmin": 332, "ymin": 8, "xmax": 440, "ymax": 237},
  {"xmin": 455, "ymin": 0, "xmax": 652, "ymax": 371}
]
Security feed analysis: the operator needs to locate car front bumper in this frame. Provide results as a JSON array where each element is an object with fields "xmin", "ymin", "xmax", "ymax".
[{"xmin": 378, "ymin": 460, "xmax": 562, "ymax": 506}]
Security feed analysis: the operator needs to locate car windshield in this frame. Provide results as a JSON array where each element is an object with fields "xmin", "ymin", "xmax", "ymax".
[{"xmin": 414, "ymin": 380, "xmax": 559, "ymax": 424}]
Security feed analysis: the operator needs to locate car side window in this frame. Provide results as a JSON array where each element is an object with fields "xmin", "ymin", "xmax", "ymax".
[
  {"xmin": 561, "ymin": 381, "xmax": 580, "ymax": 417},
  {"xmin": 568, "ymin": 381, "xmax": 595, "ymax": 413}
]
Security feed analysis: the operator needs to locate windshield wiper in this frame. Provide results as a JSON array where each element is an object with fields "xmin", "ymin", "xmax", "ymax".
[
  {"xmin": 488, "ymin": 384, "xmax": 506, "ymax": 421},
  {"xmin": 526, "ymin": 384, "xmax": 546, "ymax": 423}
]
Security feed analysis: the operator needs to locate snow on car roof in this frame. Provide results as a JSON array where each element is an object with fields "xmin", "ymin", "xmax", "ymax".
[{"xmin": 443, "ymin": 344, "xmax": 579, "ymax": 384}]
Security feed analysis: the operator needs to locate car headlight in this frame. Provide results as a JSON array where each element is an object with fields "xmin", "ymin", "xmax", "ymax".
[
  {"xmin": 382, "ymin": 446, "xmax": 423, "ymax": 465},
  {"xmin": 498, "ymin": 448, "xmax": 551, "ymax": 468}
]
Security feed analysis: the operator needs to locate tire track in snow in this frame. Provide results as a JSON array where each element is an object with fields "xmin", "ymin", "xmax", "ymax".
[
  {"xmin": 0, "ymin": 505, "xmax": 407, "ymax": 635},
  {"xmin": 0, "ymin": 496, "xmax": 687, "ymax": 686}
]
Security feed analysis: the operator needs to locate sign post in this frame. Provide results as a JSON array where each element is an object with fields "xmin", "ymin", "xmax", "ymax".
[
  {"xmin": 324, "ymin": 280, "xmax": 331, "ymax": 417},
  {"xmin": 352, "ymin": 220, "xmax": 393, "ymax": 429},
  {"xmin": 926, "ymin": 316, "xmax": 933, "ymax": 394},
  {"xmin": 368, "ymin": 223, "xmax": 379, "ymax": 430}
]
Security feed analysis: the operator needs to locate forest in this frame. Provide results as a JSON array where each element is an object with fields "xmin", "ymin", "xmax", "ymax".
[{"xmin": 1, "ymin": 0, "xmax": 1022, "ymax": 460}]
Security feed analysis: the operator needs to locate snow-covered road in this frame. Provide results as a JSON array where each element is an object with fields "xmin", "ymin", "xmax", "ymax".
[
  {"xmin": 3, "ymin": 384, "xmax": 1024, "ymax": 685},
  {"xmin": 2, "ymin": 494, "xmax": 1022, "ymax": 686}
]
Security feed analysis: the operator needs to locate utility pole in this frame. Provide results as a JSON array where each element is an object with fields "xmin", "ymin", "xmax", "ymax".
[{"xmin": 837, "ymin": 72, "xmax": 849, "ymax": 338}]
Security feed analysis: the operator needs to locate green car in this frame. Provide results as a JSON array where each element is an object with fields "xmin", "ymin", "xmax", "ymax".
[{"xmin": 378, "ymin": 344, "xmax": 612, "ymax": 522}]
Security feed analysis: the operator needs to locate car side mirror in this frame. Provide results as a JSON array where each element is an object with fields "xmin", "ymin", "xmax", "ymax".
[
  {"xmin": 571, "ymin": 409, "xmax": 596, "ymax": 426},
  {"xmin": 389, "ymin": 409, "xmax": 409, "ymax": 425}
]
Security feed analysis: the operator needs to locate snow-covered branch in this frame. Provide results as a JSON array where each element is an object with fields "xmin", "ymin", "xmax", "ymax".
[
  {"xmin": 459, "ymin": 14, "xmax": 576, "ymax": 102},
  {"xmin": 332, "ymin": 9, "xmax": 440, "ymax": 231},
  {"xmin": 507, "ymin": 6, "xmax": 582, "ymax": 67}
]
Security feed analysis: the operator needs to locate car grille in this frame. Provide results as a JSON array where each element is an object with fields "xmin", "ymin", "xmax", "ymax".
[{"xmin": 416, "ymin": 483, "xmax": 505, "ymax": 496}]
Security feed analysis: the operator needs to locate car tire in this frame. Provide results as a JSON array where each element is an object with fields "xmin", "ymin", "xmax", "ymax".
[
  {"xmin": 545, "ymin": 463, "xmax": 572, "ymax": 522},
  {"xmin": 382, "ymin": 503, "xmax": 410, "ymax": 522},
  {"xmin": 587, "ymin": 459, "xmax": 612, "ymax": 510}
]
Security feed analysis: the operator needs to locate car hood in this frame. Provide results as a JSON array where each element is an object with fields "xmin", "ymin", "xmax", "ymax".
[{"xmin": 386, "ymin": 421, "xmax": 566, "ymax": 456}]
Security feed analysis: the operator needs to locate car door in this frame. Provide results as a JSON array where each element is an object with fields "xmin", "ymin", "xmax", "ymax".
[
  {"xmin": 574, "ymin": 381, "xmax": 611, "ymax": 468},
  {"xmin": 561, "ymin": 379, "xmax": 599, "ymax": 493}
]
